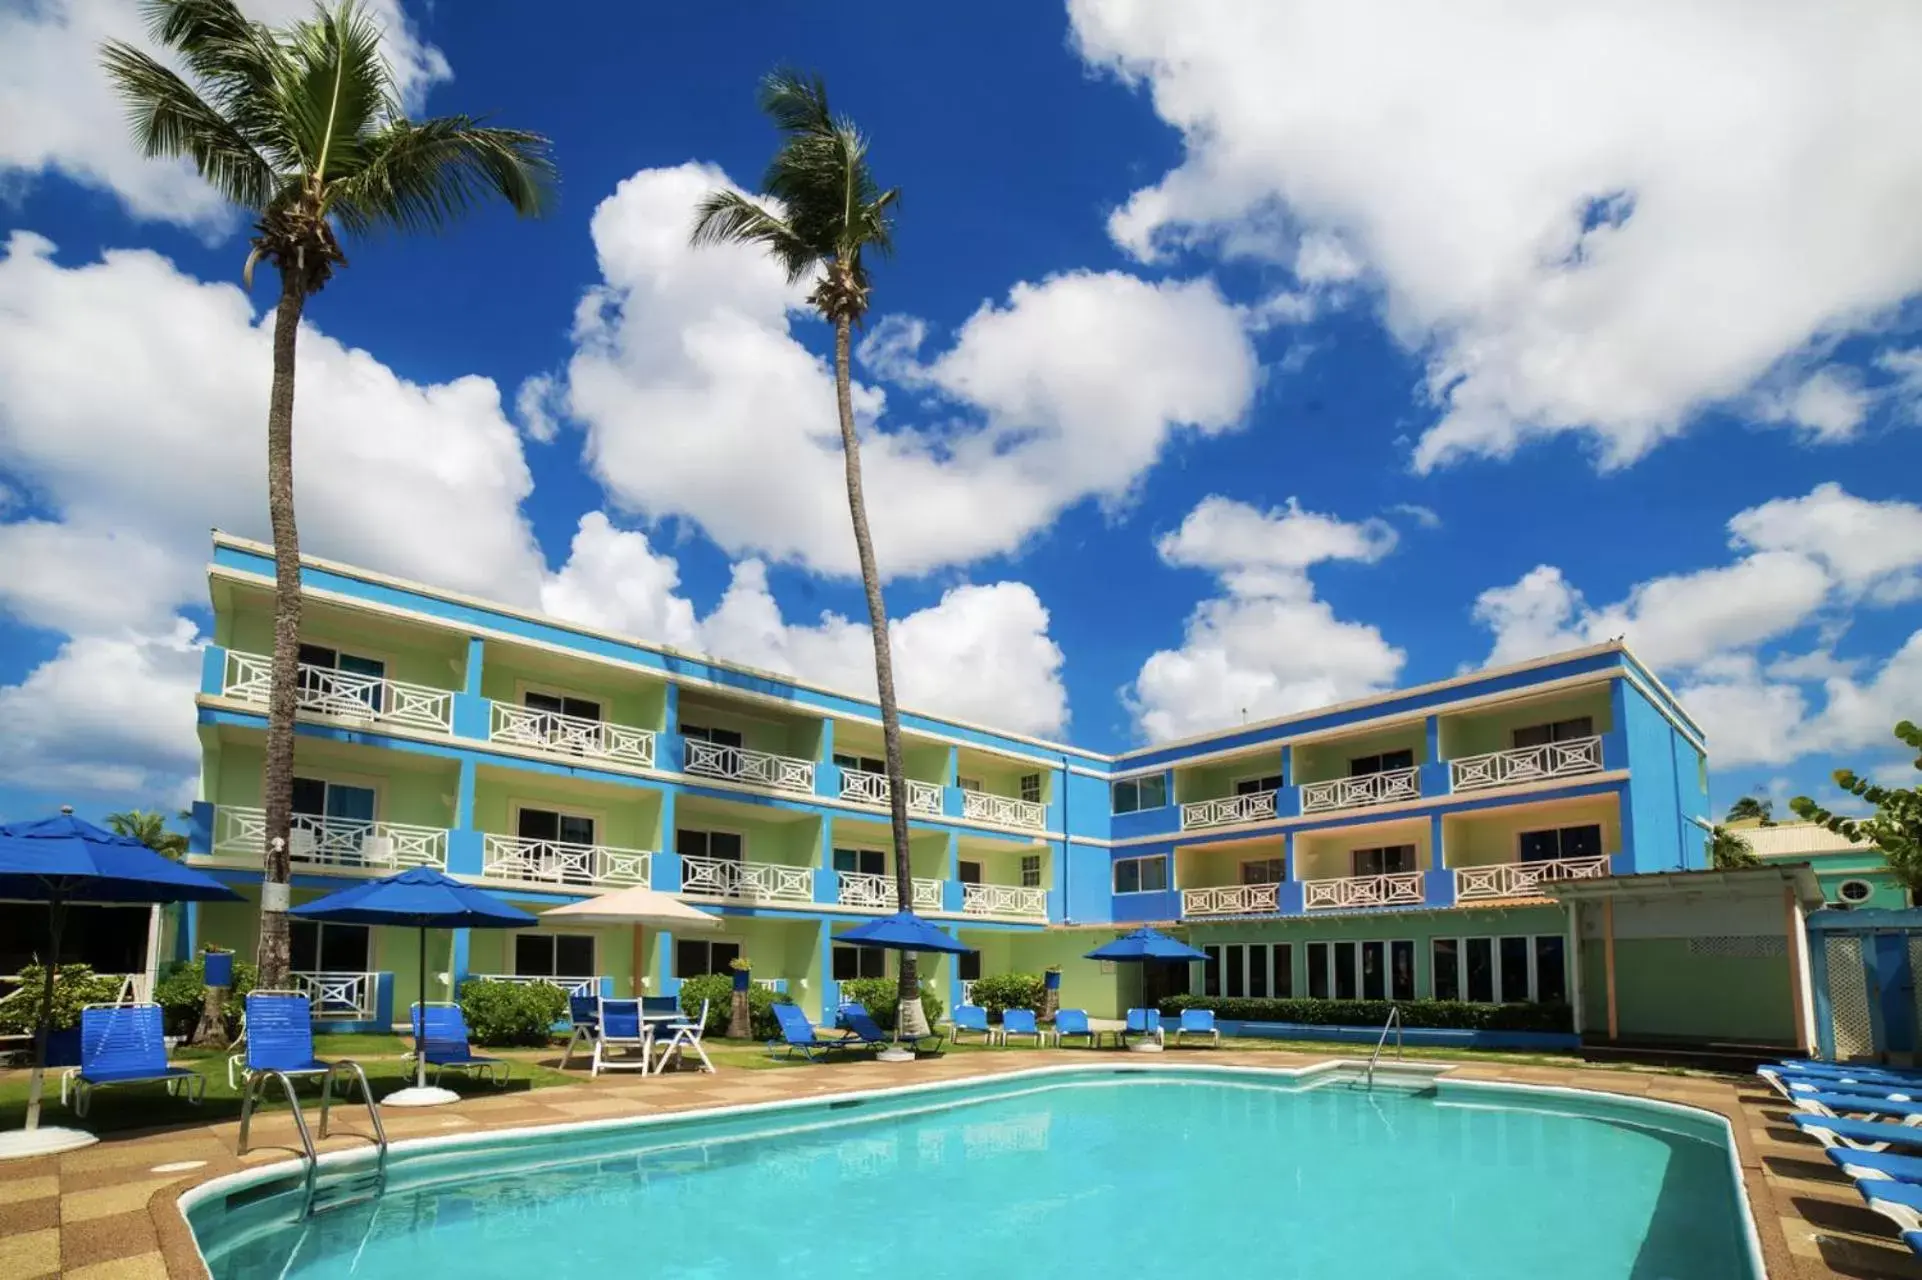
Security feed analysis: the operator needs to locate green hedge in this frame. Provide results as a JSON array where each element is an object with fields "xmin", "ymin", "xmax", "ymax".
[
  {"xmin": 153, "ymin": 955, "xmax": 256, "ymax": 1039},
  {"xmin": 677, "ymin": 974, "xmax": 792, "ymax": 1040},
  {"xmin": 836, "ymin": 977, "xmax": 945, "ymax": 1034},
  {"xmin": 961, "ymin": 972, "xmax": 1045, "ymax": 1022},
  {"xmin": 1157, "ymin": 995, "xmax": 1573, "ymax": 1034},
  {"xmin": 0, "ymin": 964, "xmax": 128, "ymax": 1034},
  {"xmin": 459, "ymin": 978, "xmax": 568, "ymax": 1046}
]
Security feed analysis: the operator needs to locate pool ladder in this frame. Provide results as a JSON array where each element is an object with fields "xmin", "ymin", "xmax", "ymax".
[
  {"xmin": 237, "ymin": 1061, "xmax": 388, "ymax": 1219},
  {"xmin": 1365, "ymin": 1006, "xmax": 1403, "ymax": 1091}
]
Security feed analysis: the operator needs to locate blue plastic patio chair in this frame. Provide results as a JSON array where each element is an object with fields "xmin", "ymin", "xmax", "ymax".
[
  {"xmin": 1000, "ymin": 1008, "xmax": 1043, "ymax": 1048},
  {"xmin": 64, "ymin": 1003, "xmax": 204, "ymax": 1118},
  {"xmin": 411, "ymin": 1003, "xmax": 508, "ymax": 1087},
  {"xmin": 767, "ymin": 1003, "xmax": 866, "ymax": 1062},
  {"xmin": 838, "ymin": 1002, "xmax": 943, "ymax": 1053},
  {"xmin": 951, "ymin": 1004, "xmax": 992, "ymax": 1045},
  {"xmin": 1120, "ymin": 1008, "xmax": 1163, "ymax": 1049},
  {"xmin": 592, "ymin": 998, "xmax": 653, "ymax": 1077},
  {"xmin": 228, "ymin": 990, "xmax": 336, "ymax": 1092},
  {"xmin": 1174, "ymin": 1008, "xmax": 1220, "ymax": 1047},
  {"xmin": 1054, "ymin": 1008, "xmax": 1106, "ymax": 1048},
  {"xmin": 642, "ymin": 995, "xmax": 681, "ymax": 1018},
  {"xmin": 561, "ymin": 992, "xmax": 599, "ymax": 1069}
]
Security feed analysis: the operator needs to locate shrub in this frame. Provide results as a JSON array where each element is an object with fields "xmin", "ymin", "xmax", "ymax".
[
  {"xmin": 963, "ymin": 972, "xmax": 1045, "ymax": 1022},
  {"xmin": 153, "ymin": 955, "xmax": 257, "ymax": 1039},
  {"xmin": 0, "ymin": 964, "xmax": 127, "ymax": 1034},
  {"xmin": 1156, "ymin": 995, "xmax": 1573, "ymax": 1035},
  {"xmin": 677, "ymin": 974, "xmax": 791, "ymax": 1040},
  {"xmin": 835, "ymin": 976, "xmax": 945, "ymax": 1034},
  {"xmin": 459, "ymin": 978, "xmax": 568, "ymax": 1046}
]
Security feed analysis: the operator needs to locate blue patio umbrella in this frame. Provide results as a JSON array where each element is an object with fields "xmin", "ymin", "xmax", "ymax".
[
  {"xmin": 835, "ymin": 911, "xmax": 970, "ymax": 1059},
  {"xmin": 292, "ymin": 866, "xmax": 536, "ymax": 1106},
  {"xmin": 0, "ymin": 809, "xmax": 242, "ymax": 1160},
  {"xmin": 1083, "ymin": 927, "xmax": 1210, "ymax": 963}
]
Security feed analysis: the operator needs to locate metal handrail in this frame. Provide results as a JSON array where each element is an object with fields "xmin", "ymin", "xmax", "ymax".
[
  {"xmin": 236, "ymin": 1068, "xmax": 319, "ymax": 1210},
  {"xmin": 236, "ymin": 1061, "xmax": 388, "ymax": 1219},
  {"xmin": 1365, "ymin": 1006, "xmax": 1403, "ymax": 1090}
]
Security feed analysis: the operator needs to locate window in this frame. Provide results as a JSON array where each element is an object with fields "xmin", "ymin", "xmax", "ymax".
[
  {"xmin": 1112, "ymin": 856, "xmax": 1169, "ymax": 894},
  {"xmin": 524, "ymin": 690, "xmax": 601, "ymax": 722},
  {"xmin": 833, "ymin": 847, "xmax": 887, "ymax": 878},
  {"xmin": 1332, "ymin": 942, "xmax": 1358, "ymax": 1000},
  {"xmin": 957, "ymin": 776, "xmax": 983, "ymax": 793},
  {"xmin": 1534, "ymin": 936, "xmax": 1568, "ymax": 1004},
  {"xmin": 517, "ymin": 933, "xmax": 596, "ymax": 978},
  {"xmin": 517, "ymin": 808, "xmax": 595, "ymax": 847},
  {"xmin": 1433, "ymin": 934, "xmax": 1567, "ymax": 1003},
  {"xmin": 675, "ymin": 938, "xmax": 740, "ymax": 977},
  {"xmin": 1499, "ymin": 936, "xmax": 1531, "ymax": 1004},
  {"xmin": 1465, "ymin": 937, "xmax": 1495, "ymax": 1003},
  {"xmin": 290, "ymin": 921, "xmax": 370, "ymax": 973},
  {"xmin": 1390, "ymin": 940, "xmax": 1415, "ymax": 1001},
  {"xmin": 1349, "ymin": 749, "xmax": 1414, "ymax": 777},
  {"xmin": 1240, "ymin": 857, "xmax": 1284, "ymax": 885},
  {"xmin": 289, "ymin": 777, "xmax": 376, "ymax": 862},
  {"xmin": 832, "ymin": 944, "xmax": 887, "ymax": 981},
  {"xmin": 834, "ymin": 752, "xmax": 884, "ymax": 774},
  {"xmin": 1517, "ymin": 824, "xmax": 1603, "ymax": 863},
  {"xmin": 1306, "ymin": 942, "xmax": 1331, "ymax": 999},
  {"xmin": 1207, "ymin": 942, "xmax": 1291, "ymax": 1000},
  {"xmin": 1350, "ymin": 845, "xmax": 1417, "ymax": 876},
  {"xmin": 1234, "ymin": 774, "xmax": 1283, "ymax": 795},
  {"xmin": 1432, "ymin": 938, "xmax": 1460, "ymax": 1001},
  {"xmin": 1111, "ymin": 774, "xmax": 1169, "ymax": 814},
  {"xmin": 1512, "ymin": 716, "xmax": 1594, "ymax": 748},
  {"xmin": 1020, "ymin": 773, "xmax": 1042, "ymax": 803},
  {"xmin": 1836, "ymin": 879, "xmax": 1874, "ymax": 905},
  {"xmin": 676, "ymin": 829, "xmax": 744, "ymax": 862},
  {"xmin": 297, "ymin": 643, "xmax": 385, "ymax": 712},
  {"xmin": 957, "ymin": 860, "xmax": 982, "ymax": 885},
  {"xmin": 1224, "ymin": 944, "xmax": 1246, "ymax": 998},
  {"xmin": 1020, "ymin": 855, "xmax": 1042, "ymax": 888},
  {"xmin": 681, "ymin": 723, "xmax": 744, "ymax": 748},
  {"xmin": 958, "ymin": 951, "xmax": 981, "ymax": 981},
  {"xmin": 1360, "ymin": 940, "xmax": 1386, "ymax": 1001}
]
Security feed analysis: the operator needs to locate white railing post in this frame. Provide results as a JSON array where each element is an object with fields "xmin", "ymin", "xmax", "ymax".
[
  {"xmin": 481, "ymin": 834, "xmax": 650, "ymax": 890},
  {"xmin": 1301, "ymin": 871, "xmax": 1425, "ymax": 911},
  {"xmin": 1299, "ymin": 768, "xmax": 1420, "ymax": 815},
  {"xmin": 210, "ymin": 806, "xmax": 447, "ymax": 871},
  {"xmin": 290, "ymin": 971, "xmax": 379, "ymax": 1019},
  {"xmin": 488, "ymin": 702, "xmax": 655, "ymax": 768},
  {"xmin": 679, "ymin": 855, "xmax": 816, "ymax": 903},
  {"xmin": 1180, "ymin": 882, "xmax": 1280, "ymax": 916},
  {"xmin": 961, "ymin": 791, "xmax": 1048, "ymax": 829},
  {"xmin": 221, "ymin": 650, "xmax": 453, "ymax": 733},
  {"xmin": 960, "ymin": 883, "xmax": 1048, "ymax": 918},
  {"xmin": 1453, "ymin": 854, "xmax": 1610, "ymax": 902},
  {"xmin": 683, "ymin": 739, "xmax": 816, "ymax": 794},
  {"xmin": 1448, "ymin": 735, "xmax": 1604, "ymax": 792},
  {"xmin": 1179, "ymin": 790, "xmax": 1279, "ymax": 830}
]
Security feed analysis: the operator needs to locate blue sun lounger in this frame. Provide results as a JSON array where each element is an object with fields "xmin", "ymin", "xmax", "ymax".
[
  {"xmin": 411, "ymin": 1003, "xmax": 508, "ymax": 1087},
  {"xmin": 1856, "ymin": 1177, "xmax": 1922, "ymax": 1233},
  {"xmin": 1824, "ymin": 1146, "xmax": 1922, "ymax": 1182},
  {"xmin": 1792, "ymin": 1112, "xmax": 1922, "ymax": 1152},
  {"xmin": 768, "ymin": 1004, "xmax": 867, "ymax": 1062},
  {"xmin": 1761, "ymin": 1061, "xmax": 1922, "ymax": 1097},
  {"xmin": 999, "ymin": 1009, "xmax": 1043, "ymax": 1047},
  {"xmin": 1794, "ymin": 1092, "xmax": 1922, "ymax": 1123},
  {"xmin": 950, "ymin": 1005, "xmax": 993, "ymax": 1044},
  {"xmin": 1054, "ymin": 1008, "xmax": 1106, "ymax": 1048},
  {"xmin": 838, "ymin": 1003, "xmax": 942, "ymax": 1053},
  {"xmin": 1907, "ymin": 1231, "xmax": 1922, "ymax": 1259},
  {"xmin": 228, "ymin": 990, "xmax": 337, "ymax": 1091},
  {"xmin": 65, "ymin": 1003, "xmax": 204, "ymax": 1118}
]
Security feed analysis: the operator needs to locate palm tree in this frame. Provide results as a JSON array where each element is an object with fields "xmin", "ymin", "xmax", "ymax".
[
  {"xmin": 1725, "ymin": 795, "xmax": 1774, "ymax": 825},
  {"xmin": 104, "ymin": 810, "xmax": 188, "ymax": 860},
  {"xmin": 1708, "ymin": 824, "xmax": 1760, "ymax": 869},
  {"xmin": 689, "ymin": 71, "xmax": 922, "ymax": 1031},
  {"xmin": 103, "ymin": 0, "xmax": 555, "ymax": 985}
]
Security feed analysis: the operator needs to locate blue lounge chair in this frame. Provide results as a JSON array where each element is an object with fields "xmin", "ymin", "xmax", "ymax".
[
  {"xmin": 768, "ymin": 1003, "xmax": 867, "ymax": 1062},
  {"xmin": 1795, "ymin": 1092, "xmax": 1922, "ymax": 1124},
  {"xmin": 1907, "ymin": 1231, "xmax": 1922, "ymax": 1260},
  {"xmin": 838, "ymin": 1003, "xmax": 943, "ymax": 1053},
  {"xmin": 1856, "ymin": 1177, "xmax": 1922, "ymax": 1233},
  {"xmin": 228, "ymin": 990, "xmax": 335, "ymax": 1091},
  {"xmin": 1121, "ymin": 1008, "xmax": 1163, "ymax": 1049},
  {"xmin": 560, "ymin": 992, "xmax": 599, "ymax": 1069},
  {"xmin": 64, "ymin": 1003, "xmax": 204, "ymax": 1118},
  {"xmin": 592, "ymin": 998, "xmax": 653, "ymax": 1076},
  {"xmin": 1784, "ymin": 1077, "xmax": 1920, "ymax": 1102},
  {"xmin": 411, "ymin": 1003, "xmax": 508, "ymax": 1087},
  {"xmin": 951, "ymin": 1005, "xmax": 993, "ymax": 1044},
  {"xmin": 1000, "ymin": 1009, "xmax": 1043, "ymax": 1048},
  {"xmin": 1174, "ymin": 1008, "xmax": 1220, "ymax": 1047},
  {"xmin": 1792, "ymin": 1112, "xmax": 1922, "ymax": 1152},
  {"xmin": 1825, "ymin": 1146, "xmax": 1922, "ymax": 1182},
  {"xmin": 1054, "ymin": 1008, "xmax": 1106, "ymax": 1048}
]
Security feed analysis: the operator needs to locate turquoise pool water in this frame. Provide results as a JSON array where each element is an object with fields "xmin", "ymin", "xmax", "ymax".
[{"xmin": 189, "ymin": 1069, "xmax": 1757, "ymax": 1279}]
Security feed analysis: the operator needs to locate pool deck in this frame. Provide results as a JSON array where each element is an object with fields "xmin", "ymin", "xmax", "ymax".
[{"xmin": 0, "ymin": 1048, "xmax": 1914, "ymax": 1279}]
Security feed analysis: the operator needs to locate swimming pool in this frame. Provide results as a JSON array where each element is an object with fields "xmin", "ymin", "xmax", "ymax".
[{"xmin": 186, "ymin": 1066, "xmax": 1762, "ymax": 1279}]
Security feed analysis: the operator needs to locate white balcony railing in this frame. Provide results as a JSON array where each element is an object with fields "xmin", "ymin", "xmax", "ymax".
[
  {"xmin": 837, "ymin": 870, "xmax": 944, "ymax": 912},
  {"xmin": 1454, "ymin": 855, "xmax": 1611, "ymax": 902},
  {"xmin": 683, "ymin": 738, "xmax": 816, "ymax": 794},
  {"xmin": 472, "ymin": 973, "xmax": 601, "ymax": 1000},
  {"xmin": 1180, "ymin": 791, "xmax": 1278, "ymax": 830},
  {"xmin": 211, "ymin": 805, "xmax": 448, "ymax": 871},
  {"xmin": 1448, "ymin": 736, "xmax": 1605, "ymax": 793},
  {"xmin": 961, "ymin": 791, "xmax": 1047, "ymax": 830},
  {"xmin": 961, "ymin": 883, "xmax": 1048, "ymax": 918},
  {"xmin": 481, "ymin": 834, "xmax": 650, "ymax": 890},
  {"xmin": 221, "ymin": 649, "xmax": 454, "ymax": 734},
  {"xmin": 1299, "ymin": 767, "xmax": 1419, "ymax": 814},
  {"xmin": 489, "ymin": 702, "xmax": 655, "ymax": 768},
  {"xmin": 290, "ymin": 970, "xmax": 379, "ymax": 1019},
  {"xmin": 839, "ymin": 768, "xmax": 944, "ymax": 816},
  {"xmin": 1181, "ymin": 883, "xmax": 1280, "ymax": 917},
  {"xmin": 959, "ymin": 980, "xmax": 976, "ymax": 1007},
  {"xmin": 1301, "ymin": 871, "xmax": 1425, "ymax": 911},
  {"xmin": 679, "ymin": 855, "xmax": 816, "ymax": 904}
]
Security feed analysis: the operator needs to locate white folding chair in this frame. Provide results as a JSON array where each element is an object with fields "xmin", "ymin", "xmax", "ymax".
[{"xmin": 654, "ymin": 999, "xmax": 715, "ymax": 1075}]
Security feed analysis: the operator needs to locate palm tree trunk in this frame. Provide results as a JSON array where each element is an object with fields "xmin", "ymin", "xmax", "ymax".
[
  {"xmin": 831, "ymin": 315, "xmax": 922, "ymax": 1031},
  {"xmin": 257, "ymin": 263, "xmax": 308, "ymax": 990}
]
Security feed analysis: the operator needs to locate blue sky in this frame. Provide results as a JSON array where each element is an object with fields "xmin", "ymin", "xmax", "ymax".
[{"xmin": 1, "ymin": 0, "xmax": 1920, "ymax": 827}]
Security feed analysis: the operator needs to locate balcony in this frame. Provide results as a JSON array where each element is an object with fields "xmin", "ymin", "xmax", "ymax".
[
  {"xmin": 839, "ymin": 768, "xmax": 943, "ymax": 816},
  {"xmin": 1301, "ymin": 871, "xmax": 1424, "ymax": 911},
  {"xmin": 290, "ymin": 970, "xmax": 379, "ymax": 1019},
  {"xmin": 220, "ymin": 649, "xmax": 454, "ymax": 734},
  {"xmin": 1181, "ymin": 883, "xmax": 1280, "ymax": 917},
  {"xmin": 1454, "ymin": 855, "xmax": 1609, "ymax": 902},
  {"xmin": 481, "ymin": 834, "xmax": 651, "ymax": 890},
  {"xmin": 488, "ymin": 702, "xmax": 655, "ymax": 768},
  {"xmin": 961, "ymin": 791, "xmax": 1046, "ymax": 830},
  {"xmin": 679, "ymin": 855, "xmax": 816, "ymax": 904},
  {"xmin": 211, "ymin": 805, "xmax": 448, "ymax": 871},
  {"xmin": 836, "ymin": 870, "xmax": 944, "ymax": 912},
  {"xmin": 961, "ymin": 883, "xmax": 1048, "ymax": 918},
  {"xmin": 1180, "ymin": 791, "xmax": 1277, "ymax": 831},
  {"xmin": 1299, "ymin": 768, "xmax": 1419, "ymax": 815},
  {"xmin": 683, "ymin": 739, "xmax": 816, "ymax": 795},
  {"xmin": 1449, "ymin": 736, "xmax": 1604, "ymax": 793}
]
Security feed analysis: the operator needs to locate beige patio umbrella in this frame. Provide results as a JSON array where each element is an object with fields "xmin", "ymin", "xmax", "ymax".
[{"xmin": 541, "ymin": 886, "xmax": 721, "ymax": 997}]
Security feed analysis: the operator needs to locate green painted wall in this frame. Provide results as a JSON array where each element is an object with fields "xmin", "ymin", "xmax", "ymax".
[
  {"xmin": 1438, "ymin": 688, "xmax": 1611, "ymax": 759},
  {"xmin": 227, "ymin": 610, "xmax": 464, "ymax": 692},
  {"xmin": 472, "ymin": 772, "xmax": 660, "ymax": 850},
  {"xmin": 1295, "ymin": 823, "xmax": 1435, "ymax": 880},
  {"xmin": 209, "ymin": 741, "xmax": 456, "ymax": 828},
  {"xmin": 677, "ymin": 698, "xmax": 819, "ymax": 759},
  {"xmin": 1175, "ymin": 753, "xmax": 1283, "ymax": 804},
  {"xmin": 1294, "ymin": 725, "xmax": 1427, "ymax": 786},
  {"xmin": 1442, "ymin": 796, "xmax": 1620, "ymax": 869},
  {"xmin": 1582, "ymin": 937, "xmax": 1795, "ymax": 1045},
  {"xmin": 479, "ymin": 648, "xmax": 662, "ymax": 734},
  {"xmin": 1180, "ymin": 840, "xmax": 1286, "ymax": 889}
]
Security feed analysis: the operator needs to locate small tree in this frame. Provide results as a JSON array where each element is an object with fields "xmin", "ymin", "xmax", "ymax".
[
  {"xmin": 105, "ymin": 809, "xmax": 189, "ymax": 859},
  {"xmin": 1707, "ymin": 824, "xmax": 1760, "ymax": 869},
  {"xmin": 1792, "ymin": 720, "xmax": 1922, "ymax": 899},
  {"xmin": 1725, "ymin": 795, "xmax": 1775, "ymax": 826}
]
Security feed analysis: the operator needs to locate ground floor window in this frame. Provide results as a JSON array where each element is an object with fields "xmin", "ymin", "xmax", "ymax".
[
  {"xmin": 1113, "ymin": 855, "xmax": 1168, "ymax": 894},
  {"xmin": 1303, "ymin": 939, "xmax": 1413, "ymax": 1001},
  {"xmin": 1202, "ymin": 942, "xmax": 1293, "ymax": 999},
  {"xmin": 1431, "ymin": 934, "xmax": 1567, "ymax": 1003},
  {"xmin": 832, "ymin": 943, "xmax": 887, "ymax": 981},
  {"xmin": 516, "ymin": 933, "xmax": 595, "ymax": 978},
  {"xmin": 958, "ymin": 950, "xmax": 981, "ymax": 981},
  {"xmin": 674, "ymin": 938, "xmax": 741, "ymax": 977},
  {"xmin": 290, "ymin": 921, "xmax": 371, "ymax": 972}
]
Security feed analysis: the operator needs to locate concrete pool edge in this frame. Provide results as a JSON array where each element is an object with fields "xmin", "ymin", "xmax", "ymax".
[{"xmin": 169, "ymin": 1059, "xmax": 1772, "ymax": 1280}]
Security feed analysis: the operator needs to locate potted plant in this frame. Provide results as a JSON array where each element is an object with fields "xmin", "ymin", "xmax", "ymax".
[{"xmin": 727, "ymin": 957, "xmax": 753, "ymax": 1039}]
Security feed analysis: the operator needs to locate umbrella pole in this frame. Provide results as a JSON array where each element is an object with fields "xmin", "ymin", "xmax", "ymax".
[
  {"xmin": 24, "ymin": 900, "xmax": 65, "ymax": 1133},
  {"xmin": 416, "ymin": 926, "xmax": 429, "ymax": 1091}
]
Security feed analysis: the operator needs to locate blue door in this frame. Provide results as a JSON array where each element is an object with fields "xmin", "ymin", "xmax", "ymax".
[{"xmin": 1871, "ymin": 932, "xmax": 1918, "ymax": 1058}]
